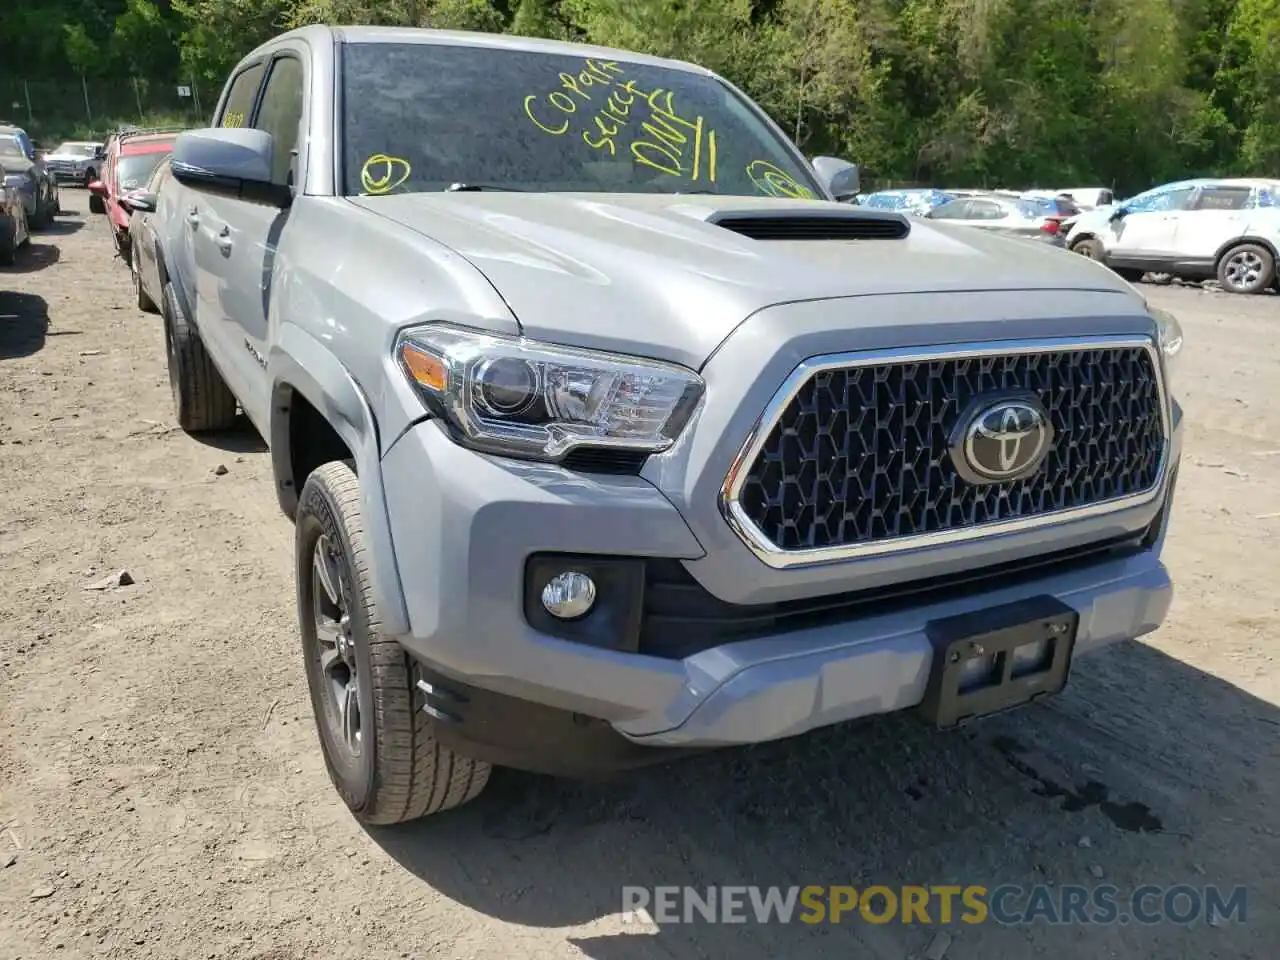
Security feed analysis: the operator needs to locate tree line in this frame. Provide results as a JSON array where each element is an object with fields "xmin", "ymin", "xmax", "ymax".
[{"xmin": 3, "ymin": 0, "xmax": 1278, "ymax": 192}]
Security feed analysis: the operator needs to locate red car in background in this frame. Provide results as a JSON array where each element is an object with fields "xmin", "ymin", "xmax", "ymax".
[{"xmin": 88, "ymin": 128, "xmax": 181, "ymax": 264}]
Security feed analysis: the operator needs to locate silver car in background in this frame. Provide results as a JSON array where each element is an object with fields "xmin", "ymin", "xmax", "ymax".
[
  {"xmin": 43, "ymin": 140, "xmax": 106, "ymax": 186},
  {"xmin": 923, "ymin": 192, "xmax": 1068, "ymax": 246},
  {"xmin": 0, "ymin": 128, "xmax": 59, "ymax": 228},
  {"xmin": 0, "ymin": 157, "xmax": 31, "ymax": 265}
]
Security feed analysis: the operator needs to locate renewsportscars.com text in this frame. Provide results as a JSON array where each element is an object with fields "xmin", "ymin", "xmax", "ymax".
[{"xmin": 622, "ymin": 884, "xmax": 1247, "ymax": 926}]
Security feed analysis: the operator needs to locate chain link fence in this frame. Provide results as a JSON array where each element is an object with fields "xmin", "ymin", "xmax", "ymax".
[{"xmin": 1, "ymin": 77, "xmax": 222, "ymax": 142}]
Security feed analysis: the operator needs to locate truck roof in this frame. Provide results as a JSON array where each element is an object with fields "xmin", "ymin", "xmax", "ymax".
[{"xmin": 251, "ymin": 24, "xmax": 712, "ymax": 77}]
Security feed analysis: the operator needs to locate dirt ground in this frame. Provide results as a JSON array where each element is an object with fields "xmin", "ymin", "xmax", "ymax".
[{"xmin": 1, "ymin": 191, "xmax": 1277, "ymax": 960}]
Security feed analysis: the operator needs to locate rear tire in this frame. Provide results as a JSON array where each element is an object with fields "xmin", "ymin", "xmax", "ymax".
[
  {"xmin": 162, "ymin": 282, "xmax": 237, "ymax": 432},
  {"xmin": 1217, "ymin": 243, "xmax": 1275, "ymax": 295},
  {"xmin": 88, "ymin": 193, "xmax": 104, "ymax": 215},
  {"xmin": 296, "ymin": 461, "xmax": 490, "ymax": 824}
]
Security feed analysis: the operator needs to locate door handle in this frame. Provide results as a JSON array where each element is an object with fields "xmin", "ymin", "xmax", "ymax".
[
  {"xmin": 214, "ymin": 226, "xmax": 233, "ymax": 255},
  {"xmin": 186, "ymin": 208, "xmax": 200, "ymax": 228}
]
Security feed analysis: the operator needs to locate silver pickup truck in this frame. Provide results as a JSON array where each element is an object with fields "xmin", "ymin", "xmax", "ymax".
[{"xmin": 153, "ymin": 25, "xmax": 1183, "ymax": 824}]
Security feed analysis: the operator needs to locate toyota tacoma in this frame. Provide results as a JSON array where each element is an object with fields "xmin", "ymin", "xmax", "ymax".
[{"xmin": 152, "ymin": 25, "xmax": 1183, "ymax": 823}]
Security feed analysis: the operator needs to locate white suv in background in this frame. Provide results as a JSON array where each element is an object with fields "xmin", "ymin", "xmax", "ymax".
[{"xmin": 1065, "ymin": 178, "xmax": 1280, "ymax": 294}]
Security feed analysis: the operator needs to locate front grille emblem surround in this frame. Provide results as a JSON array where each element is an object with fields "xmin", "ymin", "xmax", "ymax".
[{"xmin": 719, "ymin": 336, "xmax": 1171, "ymax": 569}]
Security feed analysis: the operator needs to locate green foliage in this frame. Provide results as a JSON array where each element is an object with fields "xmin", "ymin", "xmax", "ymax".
[{"xmin": 3, "ymin": 0, "xmax": 1278, "ymax": 190}]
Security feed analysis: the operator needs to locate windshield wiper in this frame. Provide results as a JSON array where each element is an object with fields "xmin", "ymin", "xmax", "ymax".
[{"xmin": 445, "ymin": 182, "xmax": 523, "ymax": 193}]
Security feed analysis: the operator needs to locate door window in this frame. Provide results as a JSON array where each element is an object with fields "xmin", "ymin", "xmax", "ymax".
[
  {"xmin": 146, "ymin": 158, "xmax": 172, "ymax": 192},
  {"xmin": 926, "ymin": 199, "xmax": 971, "ymax": 220},
  {"xmin": 253, "ymin": 57, "xmax": 305, "ymax": 186},
  {"xmin": 967, "ymin": 199, "xmax": 1006, "ymax": 220},
  {"xmin": 219, "ymin": 63, "xmax": 265, "ymax": 130},
  {"xmin": 1189, "ymin": 186, "xmax": 1252, "ymax": 211}
]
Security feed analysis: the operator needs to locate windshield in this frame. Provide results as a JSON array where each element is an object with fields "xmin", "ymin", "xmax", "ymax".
[
  {"xmin": 55, "ymin": 142, "xmax": 97, "ymax": 156},
  {"xmin": 0, "ymin": 136, "xmax": 25, "ymax": 159},
  {"xmin": 340, "ymin": 43, "xmax": 823, "ymax": 199},
  {"xmin": 117, "ymin": 151, "xmax": 171, "ymax": 190}
]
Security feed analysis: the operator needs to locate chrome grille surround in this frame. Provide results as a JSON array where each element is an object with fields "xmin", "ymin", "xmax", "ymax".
[{"xmin": 719, "ymin": 335, "xmax": 1172, "ymax": 569}]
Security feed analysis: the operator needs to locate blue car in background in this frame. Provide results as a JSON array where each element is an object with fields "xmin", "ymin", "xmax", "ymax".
[{"xmin": 859, "ymin": 188, "xmax": 956, "ymax": 215}]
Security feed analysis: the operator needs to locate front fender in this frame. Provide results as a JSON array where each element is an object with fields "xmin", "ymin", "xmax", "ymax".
[{"xmin": 268, "ymin": 322, "xmax": 411, "ymax": 636}]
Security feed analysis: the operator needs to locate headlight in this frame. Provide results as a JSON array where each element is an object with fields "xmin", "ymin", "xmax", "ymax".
[
  {"xmin": 395, "ymin": 324, "xmax": 704, "ymax": 460},
  {"xmin": 3, "ymin": 174, "xmax": 26, "ymax": 188},
  {"xmin": 1149, "ymin": 305, "xmax": 1183, "ymax": 377}
]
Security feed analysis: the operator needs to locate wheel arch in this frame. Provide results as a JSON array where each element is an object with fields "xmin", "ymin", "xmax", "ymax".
[
  {"xmin": 1214, "ymin": 235, "xmax": 1279, "ymax": 268},
  {"xmin": 269, "ymin": 324, "xmax": 410, "ymax": 636}
]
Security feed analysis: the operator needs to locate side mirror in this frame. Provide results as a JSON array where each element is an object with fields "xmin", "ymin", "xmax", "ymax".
[
  {"xmin": 811, "ymin": 156, "xmax": 860, "ymax": 202},
  {"xmin": 1108, "ymin": 206, "xmax": 1128, "ymax": 222},
  {"xmin": 171, "ymin": 127, "xmax": 289, "ymax": 207},
  {"xmin": 120, "ymin": 192, "xmax": 157, "ymax": 214},
  {"xmin": 87, "ymin": 179, "xmax": 108, "ymax": 196}
]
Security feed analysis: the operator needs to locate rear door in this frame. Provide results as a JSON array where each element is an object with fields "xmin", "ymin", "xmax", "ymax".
[
  {"xmin": 964, "ymin": 198, "xmax": 1016, "ymax": 232},
  {"xmin": 1171, "ymin": 184, "xmax": 1254, "ymax": 264}
]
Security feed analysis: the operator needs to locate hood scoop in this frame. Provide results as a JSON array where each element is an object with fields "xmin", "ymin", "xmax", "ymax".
[{"xmin": 708, "ymin": 208, "xmax": 911, "ymax": 241}]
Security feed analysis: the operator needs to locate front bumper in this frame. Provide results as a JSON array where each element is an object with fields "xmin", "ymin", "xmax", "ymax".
[{"xmin": 380, "ymin": 416, "xmax": 1178, "ymax": 760}]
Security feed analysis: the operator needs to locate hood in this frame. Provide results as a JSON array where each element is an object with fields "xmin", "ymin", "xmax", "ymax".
[
  {"xmin": 348, "ymin": 192, "xmax": 1137, "ymax": 369},
  {"xmin": 45, "ymin": 151, "xmax": 88, "ymax": 162}
]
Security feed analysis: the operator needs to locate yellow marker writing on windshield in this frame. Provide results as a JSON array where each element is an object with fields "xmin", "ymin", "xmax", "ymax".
[
  {"xmin": 361, "ymin": 154, "xmax": 411, "ymax": 195},
  {"xmin": 746, "ymin": 160, "xmax": 815, "ymax": 199}
]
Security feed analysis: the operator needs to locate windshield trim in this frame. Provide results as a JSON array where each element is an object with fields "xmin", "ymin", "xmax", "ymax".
[{"xmin": 335, "ymin": 41, "xmax": 830, "ymax": 202}]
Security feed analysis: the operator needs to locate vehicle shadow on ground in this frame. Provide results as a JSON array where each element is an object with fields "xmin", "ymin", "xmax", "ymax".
[
  {"xmin": 1, "ymin": 243, "xmax": 61, "ymax": 274},
  {"xmin": 0, "ymin": 291, "xmax": 49, "ymax": 359},
  {"xmin": 40, "ymin": 217, "xmax": 85, "ymax": 237},
  {"xmin": 187, "ymin": 414, "xmax": 269, "ymax": 454},
  {"xmin": 369, "ymin": 640, "xmax": 1278, "ymax": 958}
]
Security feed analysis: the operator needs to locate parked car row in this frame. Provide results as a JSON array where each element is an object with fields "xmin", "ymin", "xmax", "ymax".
[
  {"xmin": 855, "ymin": 177, "xmax": 1280, "ymax": 295},
  {"xmin": 0, "ymin": 122, "xmax": 65, "ymax": 265},
  {"xmin": 84, "ymin": 126, "xmax": 183, "ymax": 274},
  {"xmin": 1064, "ymin": 178, "xmax": 1280, "ymax": 295}
]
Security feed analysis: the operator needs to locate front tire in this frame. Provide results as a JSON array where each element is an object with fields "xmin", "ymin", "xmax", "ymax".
[
  {"xmin": 1217, "ymin": 243, "xmax": 1275, "ymax": 295},
  {"xmin": 31, "ymin": 196, "xmax": 51, "ymax": 230},
  {"xmin": 1070, "ymin": 236, "xmax": 1105, "ymax": 260},
  {"xmin": 161, "ymin": 282, "xmax": 237, "ymax": 431},
  {"xmin": 296, "ymin": 461, "xmax": 491, "ymax": 824},
  {"xmin": 133, "ymin": 257, "xmax": 158, "ymax": 313}
]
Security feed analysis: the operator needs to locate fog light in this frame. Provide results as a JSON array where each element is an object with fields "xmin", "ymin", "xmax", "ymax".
[{"xmin": 540, "ymin": 571, "xmax": 597, "ymax": 620}]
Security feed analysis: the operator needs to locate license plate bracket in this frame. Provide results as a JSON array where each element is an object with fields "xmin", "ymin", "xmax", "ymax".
[{"xmin": 918, "ymin": 596, "xmax": 1078, "ymax": 729}]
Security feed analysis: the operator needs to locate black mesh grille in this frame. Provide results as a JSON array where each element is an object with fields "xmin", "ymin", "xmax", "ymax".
[{"xmin": 738, "ymin": 346, "xmax": 1166, "ymax": 552}]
